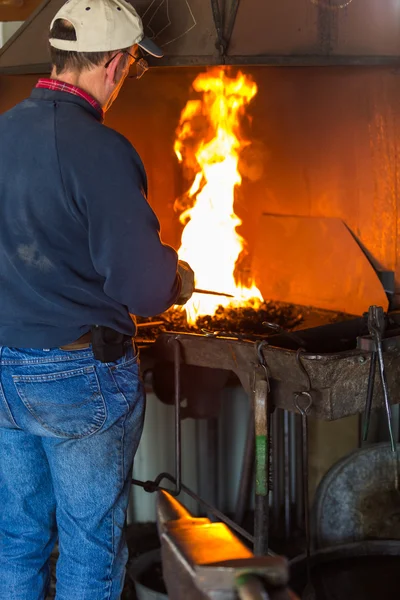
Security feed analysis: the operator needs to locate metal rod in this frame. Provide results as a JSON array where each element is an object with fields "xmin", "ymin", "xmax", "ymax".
[
  {"xmin": 254, "ymin": 376, "xmax": 270, "ymax": 556},
  {"xmin": 194, "ymin": 288, "xmax": 234, "ymax": 298},
  {"xmin": 271, "ymin": 410, "xmax": 280, "ymax": 531},
  {"xmin": 294, "ymin": 392, "xmax": 313, "ymax": 586},
  {"xmin": 302, "ymin": 411, "xmax": 311, "ymax": 582},
  {"xmin": 206, "ymin": 417, "xmax": 219, "ymax": 519},
  {"xmin": 132, "ymin": 470, "xmax": 256, "ymax": 545},
  {"xmin": 295, "ymin": 414, "xmax": 304, "ymax": 531},
  {"xmin": 136, "ymin": 321, "xmax": 164, "ymax": 328},
  {"xmin": 180, "ymin": 480, "xmax": 255, "ymax": 545},
  {"xmin": 289, "ymin": 412, "xmax": 297, "ymax": 518},
  {"xmin": 173, "ymin": 338, "xmax": 182, "ymax": 494},
  {"xmin": 235, "ymin": 411, "xmax": 255, "ymax": 525},
  {"xmin": 376, "ymin": 343, "xmax": 396, "ymax": 453},
  {"xmin": 362, "ymin": 351, "xmax": 377, "ymax": 442},
  {"xmin": 284, "ymin": 410, "xmax": 291, "ymax": 539}
]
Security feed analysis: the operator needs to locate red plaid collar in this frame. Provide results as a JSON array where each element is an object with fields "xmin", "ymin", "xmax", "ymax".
[{"xmin": 36, "ymin": 78, "xmax": 103, "ymax": 119}]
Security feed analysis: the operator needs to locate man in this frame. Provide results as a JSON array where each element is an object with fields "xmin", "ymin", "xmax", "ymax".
[{"xmin": 0, "ymin": 0, "xmax": 194, "ymax": 598}]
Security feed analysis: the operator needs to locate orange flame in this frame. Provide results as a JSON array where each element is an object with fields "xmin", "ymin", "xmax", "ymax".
[{"xmin": 175, "ymin": 68, "xmax": 263, "ymax": 324}]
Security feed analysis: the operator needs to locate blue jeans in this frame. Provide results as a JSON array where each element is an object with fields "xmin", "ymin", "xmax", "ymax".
[{"xmin": 0, "ymin": 342, "xmax": 145, "ymax": 600}]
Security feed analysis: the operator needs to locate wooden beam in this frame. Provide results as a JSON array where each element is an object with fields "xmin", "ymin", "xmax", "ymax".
[{"xmin": 0, "ymin": 0, "xmax": 42, "ymax": 21}]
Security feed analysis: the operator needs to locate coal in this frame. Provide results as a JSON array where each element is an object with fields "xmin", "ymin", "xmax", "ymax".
[{"xmin": 136, "ymin": 299, "xmax": 305, "ymax": 341}]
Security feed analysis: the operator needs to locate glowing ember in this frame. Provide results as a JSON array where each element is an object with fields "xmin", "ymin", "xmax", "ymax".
[{"xmin": 174, "ymin": 68, "xmax": 263, "ymax": 323}]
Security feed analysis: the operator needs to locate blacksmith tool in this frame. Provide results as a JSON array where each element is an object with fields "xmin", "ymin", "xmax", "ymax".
[
  {"xmin": 157, "ymin": 490, "xmax": 299, "ymax": 600},
  {"xmin": 367, "ymin": 306, "xmax": 396, "ymax": 453},
  {"xmin": 194, "ymin": 288, "xmax": 234, "ymax": 298},
  {"xmin": 294, "ymin": 392, "xmax": 313, "ymax": 589},
  {"xmin": 362, "ymin": 345, "xmax": 377, "ymax": 443}
]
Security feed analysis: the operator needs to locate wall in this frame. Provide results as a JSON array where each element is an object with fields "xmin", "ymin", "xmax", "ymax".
[
  {"xmin": 1, "ymin": 65, "xmax": 398, "ymax": 293},
  {"xmin": 0, "ymin": 21, "xmax": 23, "ymax": 47}
]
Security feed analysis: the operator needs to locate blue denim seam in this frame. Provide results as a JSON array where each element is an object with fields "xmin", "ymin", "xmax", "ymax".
[
  {"xmin": 106, "ymin": 509, "xmax": 115, "ymax": 600},
  {"xmin": 2, "ymin": 351, "xmax": 94, "ymax": 365},
  {"xmin": 108, "ymin": 366, "xmax": 130, "ymax": 488},
  {"xmin": 13, "ymin": 365, "xmax": 95, "ymax": 382},
  {"xmin": 12, "ymin": 370, "xmax": 107, "ymax": 439}
]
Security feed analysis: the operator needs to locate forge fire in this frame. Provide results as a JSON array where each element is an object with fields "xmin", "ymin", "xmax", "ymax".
[{"xmin": 174, "ymin": 68, "xmax": 263, "ymax": 323}]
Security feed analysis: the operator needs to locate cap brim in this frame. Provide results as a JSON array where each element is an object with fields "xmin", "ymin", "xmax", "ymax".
[{"xmin": 138, "ymin": 37, "xmax": 164, "ymax": 58}]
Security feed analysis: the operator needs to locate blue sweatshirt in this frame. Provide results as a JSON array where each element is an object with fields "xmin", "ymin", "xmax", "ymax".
[{"xmin": 0, "ymin": 86, "xmax": 181, "ymax": 348}]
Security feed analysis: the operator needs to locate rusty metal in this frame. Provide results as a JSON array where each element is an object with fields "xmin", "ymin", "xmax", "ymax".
[
  {"xmin": 150, "ymin": 312, "xmax": 400, "ymax": 421},
  {"xmin": 157, "ymin": 490, "xmax": 298, "ymax": 600}
]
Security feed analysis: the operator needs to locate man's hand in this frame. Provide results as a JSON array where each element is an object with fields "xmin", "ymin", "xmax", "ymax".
[{"xmin": 175, "ymin": 260, "xmax": 195, "ymax": 305}]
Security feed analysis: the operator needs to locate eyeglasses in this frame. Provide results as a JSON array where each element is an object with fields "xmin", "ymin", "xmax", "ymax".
[{"xmin": 104, "ymin": 49, "xmax": 149, "ymax": 80}]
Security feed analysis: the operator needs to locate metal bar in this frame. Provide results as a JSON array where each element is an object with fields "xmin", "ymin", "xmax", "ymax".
[
  {"xmin": 194, "ymin": 288, "xmax": 234, "ymax": 298},
  {"xmin": 376, "ymin": 343, "xmax": 396, "ymax": 453},
  {"xmin": 180, "ymin": 480, "xmax": 255, "ymax": 545},
  {"xmin": 271, "ymin": 410, "xmax": 280, "ymax": 531},
  {"xmin": 362, "ymin": 351, "xmax": 377, "ymax": 442},
  {"xmin": 254, "ymin": 378, "xmax": 270, "ymax": 555},
  {"xmin": 294, "ymin": 392, "xmax": 313, "ymax": 586},
  {"xmin": 234, "ymin": 411, "xmax": 255, "ymax": 525},
  {"xmin": 206, "ymin": 417, "xmax": 219, "ymax": 518},
  {"xmin": 173, "ymin": 338, "xmax": 182, "ymax": 494},
  {"xmin": 283, "ymin": 410, "xmax": 291, "ymax": 539},
  {"xmin": 6, "ymin": 55, "xmax": 400, "ymax": 76},
  {"xmin": 132, "ymin": 470, "xmax": 255, "ymax": 545},
  {"xmin": 295, "ymin": 414, "xmax": 304, "ymax": 531},
  {"xmin": 289, "ymin": 412, "xmax": 297, "ymax": 521}
]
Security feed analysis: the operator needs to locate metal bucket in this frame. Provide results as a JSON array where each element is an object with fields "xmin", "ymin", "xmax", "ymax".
[
  {"xmin": 128, "ymin": 549, "xmax": 168, "ymax": 600},
  {"xmin": 289, "ymin": 540, "xmax": 400, "ymax": 599}
]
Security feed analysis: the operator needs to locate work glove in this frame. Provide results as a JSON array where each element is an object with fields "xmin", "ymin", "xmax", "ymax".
[{"xmin": 175, "ymin": 260, "xmax": 195, "ymax": 305}]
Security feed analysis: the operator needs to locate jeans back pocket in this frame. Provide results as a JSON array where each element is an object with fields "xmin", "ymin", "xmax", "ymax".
[{"xmin": 13, "ymin": 366, "xmax": 106, "ymax": 438}]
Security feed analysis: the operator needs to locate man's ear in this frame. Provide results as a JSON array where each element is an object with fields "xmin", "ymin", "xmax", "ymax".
[{"xmin": 105, "ymin": 54, "xmax": 124, "ymax": 85}]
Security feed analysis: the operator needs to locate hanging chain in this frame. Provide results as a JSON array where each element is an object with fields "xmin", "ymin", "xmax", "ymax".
[{"xmin": 310, "ymin": 0, "xmax": 354, "ymax": 9}]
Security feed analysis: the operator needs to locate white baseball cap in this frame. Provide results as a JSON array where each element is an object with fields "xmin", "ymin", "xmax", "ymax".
[{"xmin": 49, "ymin": 0, "xmax": 163, "ymax": 57}]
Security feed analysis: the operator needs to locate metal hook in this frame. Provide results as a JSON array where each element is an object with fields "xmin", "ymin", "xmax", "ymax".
[{"xmin": 294, "ymin": 391, "xmax": 313, "ymax": 416}]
